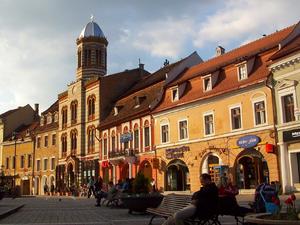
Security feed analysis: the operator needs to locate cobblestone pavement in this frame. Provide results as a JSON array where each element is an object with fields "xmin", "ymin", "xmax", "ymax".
[{"xmin": 0, "ymin": 194, "xmax": 289, "ymax": 225}]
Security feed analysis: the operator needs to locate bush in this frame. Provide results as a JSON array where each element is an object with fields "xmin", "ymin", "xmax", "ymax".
[{"xmin": 133, "ymin": 172, "xmax": 150, "ymax": 194}]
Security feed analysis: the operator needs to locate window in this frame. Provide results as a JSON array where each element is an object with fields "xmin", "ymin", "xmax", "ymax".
[
  {"xmin": 238, "ymin": 63, "xmax": 247, "ymax": 80},
  {"xmin": 54, "ymin": 113, "xmax": 58, "ymax": 122},
  {"xmin": 71, "ymin": 101, "xmax": 77, "ymax": 124},
  {"xmin": 134, "ymin": 127, "xmax": 139, "ymax": 149},
  {"xmin": 254, "ymin": 101, "xmax": 266, "ymax": 125},
  {"xmin": 51, "ymin": 158, "xmax": 55, "ymax": 170},
  {"xmin": 6, "ymin": 157, "xmax": 9, "ymax": 169},
  {"xmin": 144, "ymin": 121, "xmax": 150, "ymax": 148},
  {"xmin": 77, "ymin": 50, "xmax": 82, "ymax": 68},
  {"xmin": 204, "ymin": 114, "xmax": 214, "ymax": 135},
  {"xmin": 61, "ymin": 134, "xmax": 67, "ymax": 157},
  {"xmin": 28, "ymin": 154, "xmax": 32, "ymax": 168},
  {"xmin": 12, "ymin": 156, "xmax": 16, "ymax": 169},
  {"xmin": 40, "ymin": 117, "xmax": 44, "ymax": 126},
  {"xmin": 47, "ymin": 114, "xmax": 52, "ymax": 124},
  {"xmin": 282, "ymin": 94, "xmax": 295, "ymax": 123},
  {"xmin": 36, "ymin": 160, "xmax": 41, "ymax": 171},
  {"xmin": 62, "ymin": 107, "xmax": 68, "ymax": 128},
  {"xmin": 203, "ymin": 76, "xmax": 212, "ymax": 91},
  {"xmin": 161, "ymin": 124, "xmax": 169, "ymax": 143},
  {"xmin": 52, "ymin": 134, "xmax": 56, "ymax": 146},
  {"xmin": 231, "ymin": 107, "xmax": 241, "ymax": 130},
  {"xmin": 84, "ymin": 49, "xmax": 91, "ymax": 66},
  {"xmin": 44, "ymin": 136, "xmax": 48, "ymax": 147},
  {"xmin": 71, "ymin": 130, "xmax": 77, "ymax": 152},
  {"xmin": 37, "ymin": 137, "xmax": 41, "ymax": 148},
  {"xmin": 103, "ymin": 137, "xmax": 108, "ymax": 156},
  {"xmin": 95, "ymin": 49, "xmax": 101, "ymax": 65},
  {"xmin": 172, "ymin": 88, "xmax": 179, "ymax": 102},
  {"xmin": 20, "ymin": 155, "xmax": 25, "ymax": 168},
  {"xmin": 179, "ymin": 120, "xmax": 188, "ymax": 140},
  {"xmin": 111, "ymin": 132, "xmax": 116, "ymax": 151},
  {"xmin": 43, "ymin": 158, "xmax": 48, "ymax": 171},
  {"xmin": 87, "ymin": 96, "xmax": 96, "ymax": 119},
  {"xmin": 87, "ymin": 127, "xmax": 95, "ymax": 153}
]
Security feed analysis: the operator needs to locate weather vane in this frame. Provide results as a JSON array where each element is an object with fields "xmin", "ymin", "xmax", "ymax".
[{"xmin": 90, "ymin": 14, "xmax": 94, "ymax": 22}]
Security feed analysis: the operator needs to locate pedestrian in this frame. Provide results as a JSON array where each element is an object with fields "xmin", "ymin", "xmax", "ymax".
[
  {"xmin": 87, "ymin": 176, "xmax": 95, "ymax": 198},
  {"xmin": 161, "ymin": 173, "xmax": 218, "ymax": 225},
  {"xmin": 150, "ymin": 178, "xmax": 156, "ymax": 192},
  {"xmin": 44, "ymin": 183, "xmax": 49, "ymax": 195},
  {"xmin": 220, "ymin": 172, "xmax": 228, "ymax": 188},
  {"xmin": 94, "ymin": 176, "xmax": 103, "ymax": 207},
  {"xmin": 50, "ymin": 183, "xmax": 55, "ymax": 196}
]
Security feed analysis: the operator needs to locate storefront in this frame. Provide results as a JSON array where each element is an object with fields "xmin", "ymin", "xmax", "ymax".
[{"xmin": 82, "ymin": 159, "xmax": 99, "ymax": 184}]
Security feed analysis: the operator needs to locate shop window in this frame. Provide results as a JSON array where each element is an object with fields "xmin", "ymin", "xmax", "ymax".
[
  {"xmin": 179, "ymin": 120, "xmax": 188, "ymax": 140},
  {"xmin": 204, "ymin": 114, "xmax": 214, "ymax": 135},
  {"xmin": 161, "ymin": 124, "xmax": 169, "ymax": 143},
  {"xmin": 254, "ymin": 101, "xmax": 266, "ymax": 125},
  {"xmin": 282, "ymin": 94, "xmax": 295, "ymax": 123},
  {"xmin": 231, "ymin": 107, "xmax": 242, "ymax": 130}
]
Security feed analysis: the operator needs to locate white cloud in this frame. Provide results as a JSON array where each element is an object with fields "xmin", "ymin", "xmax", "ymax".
[
  {"xmin": 193, "ymin": 0, "xmax": 300, "ymax": 48},
  {"xmin": 132, "ymin": 17, "xmax": 195, "ymax": 58}
]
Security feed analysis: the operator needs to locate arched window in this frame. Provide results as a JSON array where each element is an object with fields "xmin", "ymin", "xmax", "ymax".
[
  {"xmin": 87, "ymin": 95, "xmax": 96, "ymax": 120},
  {"xmin": 111, "ymin": 130, "xmax": 116, "ymax": 152},
  {"xmin": 70, "ymin": 129, "xmax": 77, "ymax": 154},
  {"xmin": 70, "ymin": 100, "xmax": 78, "ymax": 124},
  {"xmin": 103, "ymin": 133, "xmax": 108, "ymax": 156},
  {"xmin": 87, "ymin": 126, "xmax": 95, "ymax": 153},
  {"xmin": 144, "ymin": 120, "xmax": 150, "ymax": 148},
  {"xmin": 61, "ymin": 106, "xmax": 68, "ymax": 128},
  {"xmin": 133, "ymin": 124, "xmax": 139, "ymax": 150},
  {"xmin": 61, "ymin": 133, "xmax": 67, "ymax": 158}
]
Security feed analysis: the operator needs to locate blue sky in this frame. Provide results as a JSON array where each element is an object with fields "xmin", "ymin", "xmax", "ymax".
[{"xmin": 0, "ymin": 0, "xmax": 299, "ymax": 114}]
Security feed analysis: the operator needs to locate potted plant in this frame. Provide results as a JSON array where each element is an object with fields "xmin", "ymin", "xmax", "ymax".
[{"xmin": 121, "ymin": 172, "xmax": 163, "ymax": 214}]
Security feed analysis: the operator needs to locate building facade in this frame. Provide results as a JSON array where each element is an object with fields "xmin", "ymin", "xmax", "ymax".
[
  {"xmin": 269, "ymin": 24, "xmax": 300, "ymax": 193},
  {"xmin": 152, "ymin": 25, "xmax": 295, "ymax": 192}
]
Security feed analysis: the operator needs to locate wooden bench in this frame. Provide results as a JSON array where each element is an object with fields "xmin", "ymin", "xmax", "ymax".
[{"xmin": 146, "ymin": 194, "xmax": 251, "ymax": 225}]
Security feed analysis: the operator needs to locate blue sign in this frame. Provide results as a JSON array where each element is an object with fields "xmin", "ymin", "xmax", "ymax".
[
  {"xmin": 237, "ymin": 135, "xmax": 260, "ymax": 148},
  {"xmin": 120, "ymin": 133, "xmax": 132, "ymax": 143}
]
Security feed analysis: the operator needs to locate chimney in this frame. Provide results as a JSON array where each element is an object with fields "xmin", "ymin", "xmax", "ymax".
[
  {"xmin": 34, "ymin": 103, "xmax": 39, "ymax": 116},
  {"xmin": 216, "ymin": 46, "xmax": 225, "ymax": 56},
  {"xmin": 138, "ymin": 58, "xmax": 144, "ymax": 70}
]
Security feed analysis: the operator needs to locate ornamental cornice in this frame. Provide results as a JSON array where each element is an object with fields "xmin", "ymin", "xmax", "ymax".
[{"xmin": 270, "ymin": 54, "xmax": 300, "ymax": 72}]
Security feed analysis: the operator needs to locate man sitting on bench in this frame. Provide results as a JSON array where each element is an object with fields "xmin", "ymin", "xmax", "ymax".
[{"xmin": 162, "ymin": 173, "xmax": 218, "ymax": 225}]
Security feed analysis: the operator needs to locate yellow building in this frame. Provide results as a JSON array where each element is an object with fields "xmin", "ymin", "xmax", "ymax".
[
  {"xmin": 34, "ymin": 101, "xmax": 59, "ymax": 195},
  {"xmin": 152, "ymin": 26, "xmax": 295, "ymax": 192}
]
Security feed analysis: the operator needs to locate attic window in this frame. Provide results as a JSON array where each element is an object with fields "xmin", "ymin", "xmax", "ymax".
[
  {"xmin": 237, "ymin": 63, "xmax": 248, "ymax": 81},
  {"xmin": 134, "ymin": 96, "xmax": 146, "ymax": 108},
  {"xmin": 40, "ymin": 117, "xmax": 44, "ymax": 126},
  {"xmin": 203, "ymin": 76, "xmax": 212, "ymax": 92},
  {"xmin": 47, "ymin": 114, "xmax": 52, "ymax": 124},
  {"xmin": 26, "ymin": 129, "xmax": 30, "ymax": 136},
  {"xmin": 171, "ymin": 87, "xmax": 179, "ymax": 102}
]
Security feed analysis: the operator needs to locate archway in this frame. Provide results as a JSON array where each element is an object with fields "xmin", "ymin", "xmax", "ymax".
[
  {"xmin": 41, "ymin": 176, "xmax": 48, "ymax": 195},
  {"xmin": 201, "ymin": 153, "xmax": 224, "ymax": 184},
  {"xmin": 235, "ymin": 148, "xmax": 269, "ymax": 189},
  {"xmin": 139, "ymin": 160, "xmax": 152, "ymax": 180},
  {"xmin": 34, "ymin": 177, "xmax": 40, "ymax": 195},
  {"xmin": 165, "ymin": 159, "xmax": 190, "ymax": 191},
  {"xmin": 67, "ymin": 163, "xmax": 75, "ymax": 188}
]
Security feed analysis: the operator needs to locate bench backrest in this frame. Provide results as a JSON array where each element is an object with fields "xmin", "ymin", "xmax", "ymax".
[{"xmin": 158, "ymin": 194, "xmax": 192, "ymax": 213}]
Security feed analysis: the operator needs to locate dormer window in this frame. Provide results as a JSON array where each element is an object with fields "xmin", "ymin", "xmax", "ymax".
[
  {"xmin": 54, "ymin": 113, "xmax": 58, "ymax": 122},
  {"xmin": 237, "ymin": 63, "xmax": 247, "ymax": 81},
  {"xmin": 171, "ymin": 87, "xmax": 179, "ymax": 102},
  {"xmin": 47, "ymin": 114, "xmax": 52, "ymax": 124},
  {"xmin": 40, "ymin": 117, "xmax": 44, "ymax": 126},
  {"xmin": 114, "ymin": 106, "xmax": 119, "ymax": 116},
  {"xmin": 203, "ymin": 75, "xmax": 212, "ymax": 92}
]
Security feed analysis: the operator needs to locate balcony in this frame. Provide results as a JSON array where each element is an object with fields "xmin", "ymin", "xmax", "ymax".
[{"xmin": 109, "ymin": 149, "xmax": 139, "ymax": 158}]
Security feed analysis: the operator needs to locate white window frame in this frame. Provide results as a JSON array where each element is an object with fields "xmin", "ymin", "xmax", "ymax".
[
  {"xmin": 203, "ymin": 111, "xmax": 215, "ymax": 136},
  {"xmin": 160, "ymin": 121, "xmax": 170, "ymax": 144},
  {"xmin": 102, "ymin": 131, "xmax": 108, "ymax": 156},
  {"xmin": 203, "ymin": 75, "xmax": 212, "ymax": 92},
  {"xmin": 54, "ymin": 113, "xmax": 58, "ymax": 122},
  {"xmin": 142, "ymin": 118, "xmax": 151, "ymax": 151},
  {"xmin": 50, "ymin": 157, "xmax": 55, "ymax": 171},
  {"xmin": 171, "ymin": 87, "xmax": 179, "ymax": 102},
  {"xmin": 229, "ymin": 104, "xmax": 243, "ymax": 131},
  {"xmin": 47, "ymin": 114, "xmax": 52, "ymax": 124},
  {"xmin": 278, "ymin": 87, "xmax": 298, "ymax": 124},
  {"xmin": 252, "ymin": 97, "xmax": 268, "ymax": 127},
  {"xmin": 133, "ymin": 124, "xmax": 140, "ymax": 150},
  {"xmin": 178, "ymin": 119, "xmax": 189, "ymax": 141},
  {"xmin": 110, "ymin": 128, "xmax": 117, "ymax": 152},
  {"xmin": 40, "ymin": 116, "xmax": 44, "ymax": 126},
  {"xmin": 237, "ymin": 62, "xmax": 248, "ymax": 81}
]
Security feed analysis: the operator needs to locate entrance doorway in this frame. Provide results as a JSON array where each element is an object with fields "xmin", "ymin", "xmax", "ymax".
[
  {"xmin": 67, "ymin": 163, "xmax": 75, "ymax": 188},
  {"xmin": 166, "ymin": 159, "xmax": 190, "ymax": 191},
  {"xmin": 236, "ymin": 152, "xmax": 269, "ymax": 189},
  {"xmin": 22, "ymin": 179, "xmax": 30, "ymax": 195}
]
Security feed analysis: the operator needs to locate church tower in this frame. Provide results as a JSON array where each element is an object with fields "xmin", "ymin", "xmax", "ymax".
[{"xmin": 76, "ymin": 17, "xmax": 108, "ymax": 80}]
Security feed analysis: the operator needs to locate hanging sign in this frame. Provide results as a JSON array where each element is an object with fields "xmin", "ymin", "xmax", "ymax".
[
  {"xmin": 120, "ymin": 133, "xmax": 132, "ymax": 143},
  {"xmin": 283, "ymin": 129, "xmax": 300, "ymax": 142},
  {"xmin": 237, "ymin": 135, "xmax": 260, "ymax": 148}
]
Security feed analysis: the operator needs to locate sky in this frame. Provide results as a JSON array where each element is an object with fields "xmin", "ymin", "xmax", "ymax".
[{"xmin": 0, "ymin": 0, "xmax": 299, "ymax": 114}]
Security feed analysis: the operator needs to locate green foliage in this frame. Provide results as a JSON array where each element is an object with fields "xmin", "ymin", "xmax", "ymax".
[{"xmin": 133, "ymin": 172, "xmax": 150, "ymax": 194}]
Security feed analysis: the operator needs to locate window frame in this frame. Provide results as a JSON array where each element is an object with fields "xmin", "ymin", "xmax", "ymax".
[
  {"xmin": 229, "ymin": 104, "xmax": 243, "ymax": 131},
  {"xmin": 43, "ymin": 158, "xmax": 48, "ymax": 171},
  {"xmin": 237, "ymin": 62, "xmax": 248, "ymax": 81},
  {"xmin": 252, "ymin": 98, "xmax": 267, "ymax": 127},
  {"xmin": 203, "ymin": 75, "xmax": 212, "ymax": 92},
  {"xmin": 44, "ymin": 135, "xmax": 48, "ymax": 148},
  {"xmin": 160, "ymin": 122, "xmax": 170, "ymax": 144},
  {"xmin": 171, "ymin": 87, "xmax": 179, "ymax": 102},
  {"xmin": 178, "ymin": 119, "xmax": 189, "ymax": 141},
  {"xmin": 203, "ymin": 111, "xmax": 215, "ymax": 136}
]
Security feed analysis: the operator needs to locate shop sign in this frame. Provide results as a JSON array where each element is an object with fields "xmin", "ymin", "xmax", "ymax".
[
  {"xmin": 165, "ymin": 146, "xmax": 190, "ymax": 159},
  {"xmin": 101, "ymin": 161, "xmax": 110, "ymax": 168},
  {"xmin": 283, "ymin": 129, "xmax": 300, "ymax": 142},
  {"xmin": 237, "ymin": 135, "xmax": 260, "ymax": 148},
  {"xmin": 120, "ymin": 133, "xmax": 132, "ymax": 143}
]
